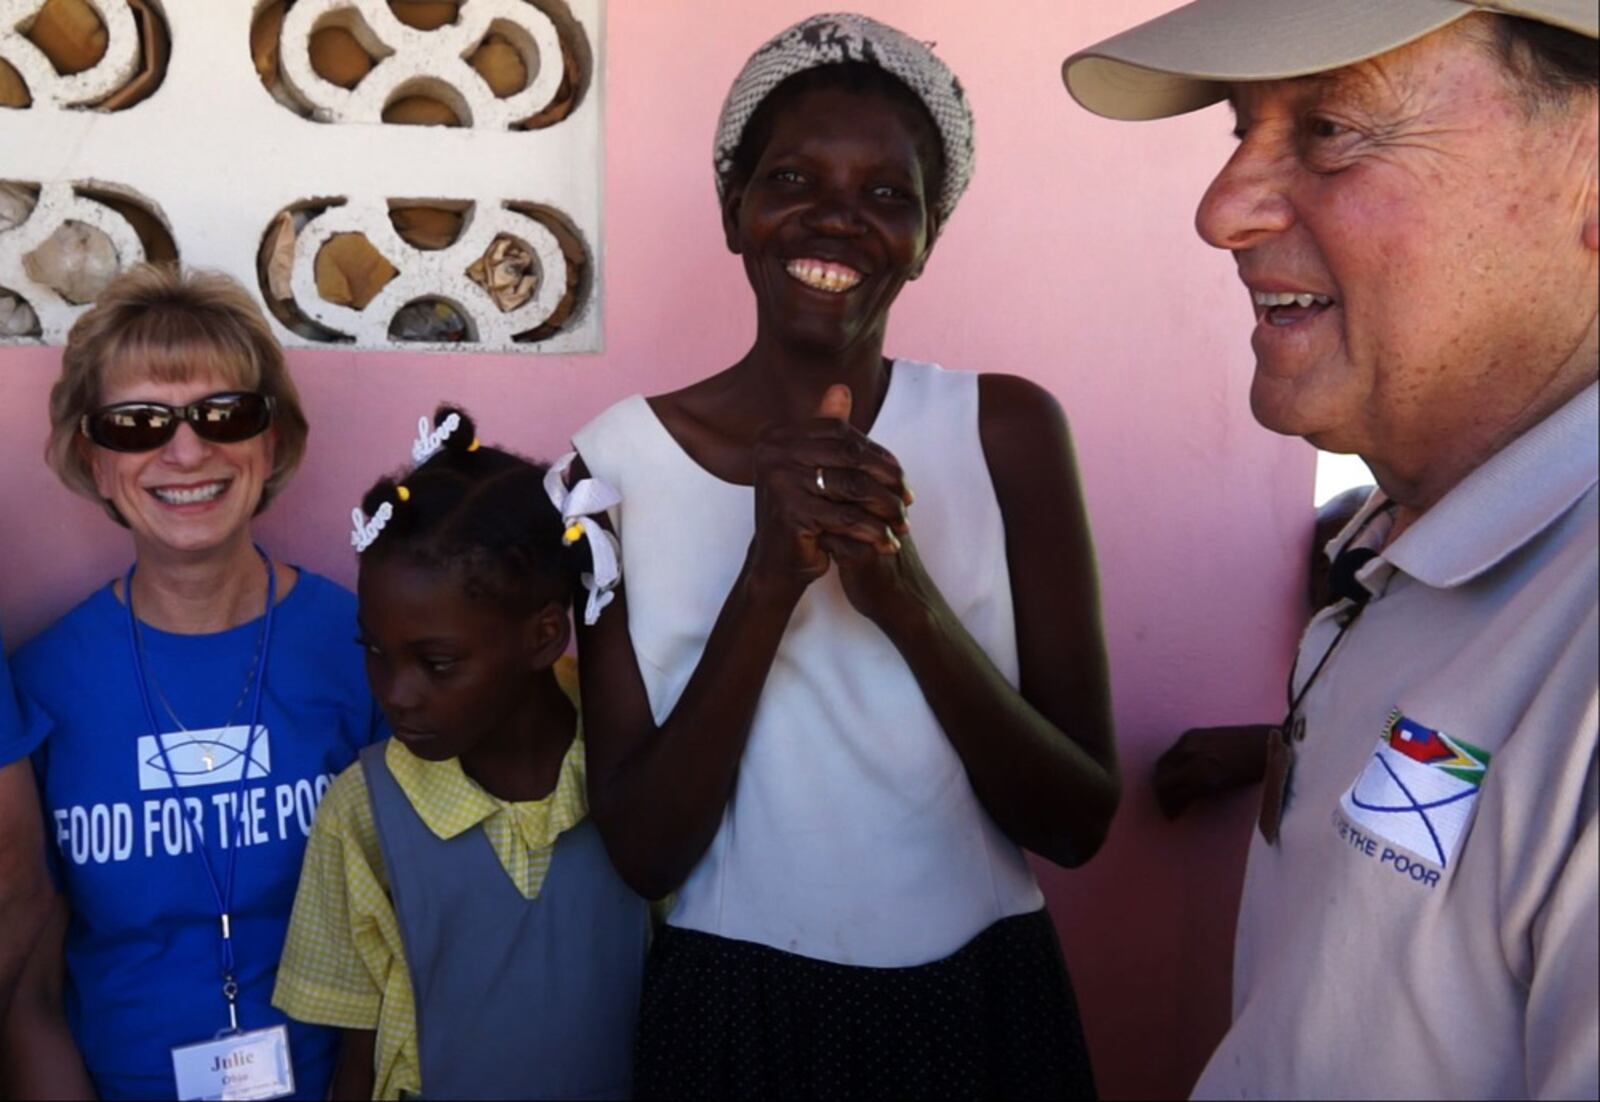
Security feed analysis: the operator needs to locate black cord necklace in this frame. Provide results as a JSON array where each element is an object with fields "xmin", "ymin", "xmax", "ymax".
[{"xmin": 1258, "ymin": 506, "xmax": 1393, "ymax": 844}]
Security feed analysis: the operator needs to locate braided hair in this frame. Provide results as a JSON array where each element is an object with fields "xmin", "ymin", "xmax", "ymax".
[{"xmin": 357, "ymin": 406, "xmax": 591, "ymax": 615}]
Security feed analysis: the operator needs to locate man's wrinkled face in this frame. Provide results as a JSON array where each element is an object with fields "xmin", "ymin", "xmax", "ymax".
[{"xmin": 1194, "ymin": 19, "xmax": 1598, "ymax": 467}]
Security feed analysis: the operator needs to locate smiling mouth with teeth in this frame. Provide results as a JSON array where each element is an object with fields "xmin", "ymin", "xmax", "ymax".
[
  {"xmin": 150, "ymin": 480, "xmax": 229, "ymax": 506},
  {"xmin": 786, "ymin": 258, "xmax": 863, "ymax": 294},
  {"xmin": 1253, "ymin": 289, "xmax": 1335, "ymax": 327}
]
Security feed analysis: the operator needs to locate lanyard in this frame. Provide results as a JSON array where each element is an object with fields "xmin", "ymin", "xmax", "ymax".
[
  {"xmin": 1260, "ymin": 505, "xmax": 1391, "ymax": 844},
  {"xmin": 1280, "ymin": 602, "xmax": 1364, "ymax": 739},
  {"xmin": 125, "ymin": 546, "xmax": 277, "ymax": 1033},
  {"xmin": 1280, "ymin": 504, "xmax": 1394, "ymax": 736}
]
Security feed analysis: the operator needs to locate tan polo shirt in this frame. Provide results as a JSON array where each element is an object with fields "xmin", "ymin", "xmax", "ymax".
[{"xmin": 1194, "ymin": 383, "xmax": 1598, "ymax": 1101}]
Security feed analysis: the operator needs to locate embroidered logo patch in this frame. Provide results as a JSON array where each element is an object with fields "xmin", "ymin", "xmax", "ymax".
[{"xmin": 1337, "ymin": 710, "xmax": 1491, "ymax": 869}]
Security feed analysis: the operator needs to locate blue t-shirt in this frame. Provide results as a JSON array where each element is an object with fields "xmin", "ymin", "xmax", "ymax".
[{"xmin": 13, "ymin": 569, "xmax": 382, "ymax": 1101}]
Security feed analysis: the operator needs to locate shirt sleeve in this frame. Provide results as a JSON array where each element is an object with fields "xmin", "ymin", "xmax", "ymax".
[
  {"xmin": 1525, "ymin": 764, "xmax": 1599, "ymax": 1101},
  {"xmin": 272, "ymin": 764, "xmax": 397, "ymax": 1030}
]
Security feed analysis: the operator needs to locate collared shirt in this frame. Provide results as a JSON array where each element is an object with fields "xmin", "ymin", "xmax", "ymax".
[
  {"xmin": 1195, "ymin": 383, "xmax": 1599, "ymax": 1101},
  {"xmin": 273, "ymin": 659, "xmax": 586, "ymax": 1101}
]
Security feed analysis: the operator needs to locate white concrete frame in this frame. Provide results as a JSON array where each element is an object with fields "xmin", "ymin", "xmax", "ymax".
[{"xmin": 0, "ymin": 0, "xmax": 604, "ymax": 353}]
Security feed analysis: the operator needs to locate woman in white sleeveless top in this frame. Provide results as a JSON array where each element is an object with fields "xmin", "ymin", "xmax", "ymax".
[{"xmin": 572, "ymin": 14, "xmax": 1118, "ymax": 1099}]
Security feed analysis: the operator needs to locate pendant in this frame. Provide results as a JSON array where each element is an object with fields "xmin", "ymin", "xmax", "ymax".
[
  {"xmin": 1257, "ymin": 722, "xmax": 1299, "ymax": 844},
  {"xmin": 202, "ymin": 751, "xmax": 215, "ymax": 771}
]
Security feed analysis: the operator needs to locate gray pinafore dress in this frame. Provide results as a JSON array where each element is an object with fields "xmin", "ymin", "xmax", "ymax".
[{"xmin": 360, "ymin": 742, "xmax": 649, "ymax": 1100}]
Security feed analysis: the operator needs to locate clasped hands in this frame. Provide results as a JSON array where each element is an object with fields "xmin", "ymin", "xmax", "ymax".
[{"xmin": 749, "ymin": 384, "xmax": 925, "ymax": 627}]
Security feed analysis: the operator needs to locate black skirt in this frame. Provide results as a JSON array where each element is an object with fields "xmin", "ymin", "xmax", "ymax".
[{"xmin": 634, "ymin": 908, "xmax": 1095, "ymax": 1101}]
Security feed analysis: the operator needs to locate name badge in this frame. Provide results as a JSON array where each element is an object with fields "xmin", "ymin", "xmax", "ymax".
[{"xmin": 171, "ymin": 1024, "xmax": 295, "ymax": 1101}]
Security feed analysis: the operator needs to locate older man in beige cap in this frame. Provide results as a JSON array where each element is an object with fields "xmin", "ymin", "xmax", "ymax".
[{"xmin": 1065, "ymin": 3, "xmax": 1597, "ymax": 1099}]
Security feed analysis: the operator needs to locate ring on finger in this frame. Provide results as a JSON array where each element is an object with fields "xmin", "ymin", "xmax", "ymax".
[{"xmin": 815, "ymin": 466, "xmax": 828, "ymax": 495}]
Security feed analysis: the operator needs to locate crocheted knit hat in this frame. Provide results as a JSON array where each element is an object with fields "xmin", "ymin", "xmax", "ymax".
[{"xmin": 712, "ymin": 13, "xmax": 975, "ymax": 223}]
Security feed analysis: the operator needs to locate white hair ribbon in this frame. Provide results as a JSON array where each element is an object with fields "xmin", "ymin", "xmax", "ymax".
[{"xmin": 544, "ymin": 452, "xmax": 622, "ymax": 625}]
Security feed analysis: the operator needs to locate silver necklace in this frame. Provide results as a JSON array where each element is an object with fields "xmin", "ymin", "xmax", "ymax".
[
  {"xmin": 129, "ymin": 569, "xmax": 271, "ymax": 772},
  {"xmin": 141, "ymin": 635, "xmax": 265, "ymax": 769}
]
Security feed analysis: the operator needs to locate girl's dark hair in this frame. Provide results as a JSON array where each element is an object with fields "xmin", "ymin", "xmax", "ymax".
[
  {"xmin": 358, "ymin": 406, "xmax": 591, "ymax": 614},
  {"xmin": 725, "ymin": 61, "xmax": 946, "ymax": 205}
]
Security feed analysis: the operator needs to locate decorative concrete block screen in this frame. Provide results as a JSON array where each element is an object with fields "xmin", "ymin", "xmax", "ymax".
[{"xmin": 0, "ymin": 0, "xmax": 602, "ymax": 352}]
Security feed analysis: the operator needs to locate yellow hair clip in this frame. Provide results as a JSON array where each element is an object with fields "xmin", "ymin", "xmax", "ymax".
[
  {"xmin": 396, "ymin": 485, "xmax": 411, "ymax": 502},
  {"xmin": 563, "ymin": 521, "xmax": 585, "ymax": 545},
  {"xmin": 467, "ymin": 438, "xmax": 481, "ymax": 452}
]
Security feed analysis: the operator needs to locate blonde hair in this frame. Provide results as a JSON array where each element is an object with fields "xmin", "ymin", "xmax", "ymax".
[{"xmin": 46, "ymin": 264, "xmax": 309, "ymax": 525}]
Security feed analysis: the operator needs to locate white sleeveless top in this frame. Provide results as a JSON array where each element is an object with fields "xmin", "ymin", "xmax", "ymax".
[{"xmin": 573, "ymin": 360, "xmax": 1043, "ymax": 966}]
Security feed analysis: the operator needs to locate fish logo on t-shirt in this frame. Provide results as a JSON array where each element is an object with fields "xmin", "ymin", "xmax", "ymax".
[
  {"xmin": 136, "ymin": 726, "xmax": 273, "ymax": 790},
  {"xmin": 1338, "ymin": 710, "xmax": 1491, "ymax": 869}
]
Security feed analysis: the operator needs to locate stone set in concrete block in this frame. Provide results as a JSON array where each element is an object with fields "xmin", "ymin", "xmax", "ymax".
[
  {"xmin": 0, "ymin": 0, "xmax": 603, "ymax": 354},
  {"xmin": 270, "ymin": 195, "xmax": 587, "ymax": 349},
  {"xmin": 0, "ymin": 179, "xmax": 162, "ymax": 341},
  {"xmin": 278, "ymin": 0, "xmax": 579, "ymax": 129},
  {"xmin": 0, "ymin": 0, "xmax": 140, "ymax": 108}
]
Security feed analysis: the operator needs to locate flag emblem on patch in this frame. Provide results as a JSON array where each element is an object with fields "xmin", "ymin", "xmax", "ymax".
[{"xmin": 1338, "ymin": 710, "xmax": 1491, "ymax": 868}]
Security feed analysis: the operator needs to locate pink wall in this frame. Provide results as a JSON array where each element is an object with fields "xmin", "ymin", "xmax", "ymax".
[{"xmin": 0, "ymin": 2, "xmax": 1314, "ymax": 1096}]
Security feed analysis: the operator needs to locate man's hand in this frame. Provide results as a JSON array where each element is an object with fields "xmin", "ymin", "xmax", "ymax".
[{"xmin": 1152, "ymin": 723, "xmax": 1273, "ymax": 819}]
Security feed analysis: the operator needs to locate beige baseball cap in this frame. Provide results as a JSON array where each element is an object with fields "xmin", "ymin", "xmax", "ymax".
[{"xmin": 1063, "ymin": 0, "xmax": 1599, "ymax": 120}]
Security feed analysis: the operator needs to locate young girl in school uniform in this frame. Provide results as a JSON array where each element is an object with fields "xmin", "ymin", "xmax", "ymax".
[{"xmin": 273, "ymin": 407, "xmax": 648, "ymax": 1101}]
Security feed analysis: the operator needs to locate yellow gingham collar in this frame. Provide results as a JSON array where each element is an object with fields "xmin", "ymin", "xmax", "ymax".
[{"xmin": 383, "ymin": 657, "xmax": 587, "ymax": 849}]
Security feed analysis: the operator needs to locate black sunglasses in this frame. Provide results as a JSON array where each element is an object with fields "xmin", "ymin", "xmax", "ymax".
[{"xmin": 81, "ymin": 392, "xmax": 276, "ymax": 453}]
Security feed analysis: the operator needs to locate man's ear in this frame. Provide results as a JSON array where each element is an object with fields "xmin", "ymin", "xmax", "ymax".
[
  {"xmin": 1582, "ymin": 176, "xmax": 1598, "ymax": 253},
  {"xmin": 524, "ymin": 600, "xmax": 572, "ymax": 669},
  {"xmin": 1579, "ymin": 97, "xmax": 1598, "ymax": 254},
  {"xmin": 722, "ymin": 182, "xmax": 746, "ymax": 255}
]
